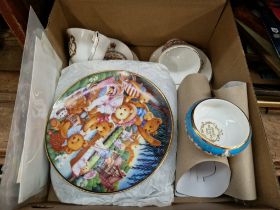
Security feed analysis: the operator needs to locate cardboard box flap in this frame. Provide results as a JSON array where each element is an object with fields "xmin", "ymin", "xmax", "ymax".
[
  {"xmin": 208, "ymin": 2, "xmax": 250, "ymax": 87},
  {"xmin": 61, "ymin": 0, "xmax": 226, "ymax": 47},
  {"xmin": 46, "ymin": 0, "xmax": 226, "ymax": 63},
  {"xmin": 209, "ymin": 2, "xmax": 280, "ymax": 209},
  {"xmin": 45, "ymin": 0, "xmax": 69, "ymax": 65}
]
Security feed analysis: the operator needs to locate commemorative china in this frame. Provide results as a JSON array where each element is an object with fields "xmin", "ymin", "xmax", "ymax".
[
  {"xmin": 104, "ymin": 38, "xmax": 134, "ymax": 60},
  {"xmin": 185, "ymin": 98, "xmax": 251, "ymax": 157},
  {"xmin": 67, "ymin": 28, "xmax": 111, "ymax": 63}
]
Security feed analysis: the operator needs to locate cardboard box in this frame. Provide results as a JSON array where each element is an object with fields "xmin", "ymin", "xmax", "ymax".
[{"xmin": 14, "ymin": 0, "xmax": 280, "ymax": 209}]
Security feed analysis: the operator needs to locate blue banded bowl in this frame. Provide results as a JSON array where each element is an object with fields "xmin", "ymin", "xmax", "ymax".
[{"xmin": 185, "ymin": 98, "xmax": 252, "ymax": 157}]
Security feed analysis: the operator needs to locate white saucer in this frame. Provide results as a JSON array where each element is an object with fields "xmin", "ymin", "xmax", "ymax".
[
  {"xmin": 149, "ymin": 45, "xmax": 212, "ymax": 82},
  {"xmin": 108, "ymin": 38, "xmax": 134, "ymax": 60},
  {"xmin": 132, "ymin": 51, "xmax": 139, "ymax": 61}
]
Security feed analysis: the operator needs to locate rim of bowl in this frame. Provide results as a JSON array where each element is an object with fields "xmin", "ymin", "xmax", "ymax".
[
  {"xmin": 190, "ymin": 98, "xmax": 252, "ymax": 150},
  {"xmin": 158, "ymin": 44, "xmax": 203, "ymax": 73}
]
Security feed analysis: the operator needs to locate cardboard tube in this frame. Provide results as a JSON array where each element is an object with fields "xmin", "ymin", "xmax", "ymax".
[
  {"xmin": 175, "ymin": 74, "xmax": 230, "ymax": 197},
  {"xmin": 213, "ymin": 81, "xmax": 256, "ymax": 200}
]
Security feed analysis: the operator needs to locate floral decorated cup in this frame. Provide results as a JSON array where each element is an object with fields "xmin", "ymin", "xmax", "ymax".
[
  {"xmin": 185, "ymin": 98, "xmax": 252, "ymax": 157},
  {"xmin": 67, "ymin": 28, "xmax": 111, "ymax": 63}
]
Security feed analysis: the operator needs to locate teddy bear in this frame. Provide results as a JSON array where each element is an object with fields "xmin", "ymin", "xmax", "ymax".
[
  {"xmin": 129, "ymin": 101, "xmax": 155, "ymax": 124},
  {"xmin": 114, "ymin": 104, "xmax": 132, "ymax": 121},
  {"xmin": 83, "ymin": 110, "xmax": 114, "ymax": 138},
  {"xmin": 50, "ymin": 114, "xmax": 82, "ymax": 139},
  {"xmin": 137, "ymin": 117, "xmax": 162, "ymax": 147},
  {"xmin": 111, "ymin": 103, "xmax": 138, "ymax": 126},
  {"xmin": 83, "ymin": 111, "xmax": 104, "ymax": 132},
  {"xmin": 65, "ymin": 94, "xmax": 88, "ymax": 115},
  {"xmin": 95, "ymin": 121, "xmax": 114, "ymax": 138},
  {"xmin": 60, "ymin": 120, "xmax": 72, "ymax": 139},
  {"xmin": 143, "ymin": 117, "xmax": 162, "ymax": 135},
  {"xmin": 49, "ymin": 118, "xmax": 61, "ymax": 130},
  {"xmin": 64, "ymin": 134, "xmax": 88, "ymax": 154}
]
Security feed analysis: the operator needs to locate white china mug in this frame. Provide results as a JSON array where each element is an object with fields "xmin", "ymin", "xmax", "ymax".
[
  {"xmin": 158, "ymin": 39, "xmax": 203, "ymax": 85},
  {"xmin": 67, "ymin": 28, "xmax": 111, "ymax": 63}
]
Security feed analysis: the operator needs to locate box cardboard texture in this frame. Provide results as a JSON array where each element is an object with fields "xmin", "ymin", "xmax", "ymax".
[{"xmin": 19, "ymin": 0, "xmax": 280, "ymax": 209}]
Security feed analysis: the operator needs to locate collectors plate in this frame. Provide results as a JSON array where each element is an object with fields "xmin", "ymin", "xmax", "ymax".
[{"xmin": 45, "ymin": 70, "xmax": 173, "ymax": 193}]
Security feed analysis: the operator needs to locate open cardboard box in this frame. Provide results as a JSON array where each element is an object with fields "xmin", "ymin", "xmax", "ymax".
[{"xmin": 6, "ymin": 0, "xmax": 280, "ymax": 209}]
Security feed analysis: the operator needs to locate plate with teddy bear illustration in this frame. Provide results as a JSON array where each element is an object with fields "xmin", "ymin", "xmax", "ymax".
[{"xmin": 45, "ymin": 70, "xmax": 173, "ymax": 193}]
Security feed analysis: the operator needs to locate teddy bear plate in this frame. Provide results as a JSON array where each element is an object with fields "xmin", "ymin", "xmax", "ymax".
[{"xmin": 45, "ymin": 70, "xmax": 173, "ymax": 193}]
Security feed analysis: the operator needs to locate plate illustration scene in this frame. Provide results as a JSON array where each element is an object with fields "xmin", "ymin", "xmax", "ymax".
[{"xmin": 45, "ymin": 70, "xmax": 173, "ymax": 193}]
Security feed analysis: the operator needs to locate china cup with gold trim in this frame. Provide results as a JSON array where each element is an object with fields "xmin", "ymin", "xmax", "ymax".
[
  {"xmin": 67, "ymin": 28, "xmax": 111, "ymax": 63},
  {"xmin": 185, "ymin": 98, "xmax": 252, "ymax": 157}
]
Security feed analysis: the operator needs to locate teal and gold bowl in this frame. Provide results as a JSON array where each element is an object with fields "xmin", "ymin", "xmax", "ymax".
[{"xmin": 185, "ymin": 98, "xmax": 252, "ymax": 157}]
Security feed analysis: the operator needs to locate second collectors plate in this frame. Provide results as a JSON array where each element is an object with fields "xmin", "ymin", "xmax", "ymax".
[{"xmin": 45, "ymin": 70, "xmax": 173, "ymax": 193}]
